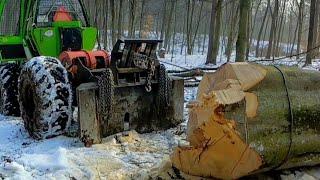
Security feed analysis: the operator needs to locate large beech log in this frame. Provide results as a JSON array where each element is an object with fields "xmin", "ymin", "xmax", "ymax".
[{"xmin": 171, "ymin": 63, "xmax": 320, "ymax": 179}]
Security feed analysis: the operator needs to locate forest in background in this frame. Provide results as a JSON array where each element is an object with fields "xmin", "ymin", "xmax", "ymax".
[{"xmin": 75, "ymin": 0, "xmax": 320, "ymax": 65}]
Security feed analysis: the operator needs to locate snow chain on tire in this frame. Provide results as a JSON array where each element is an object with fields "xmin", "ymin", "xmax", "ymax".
[
  {"xmin": 0, "ymin": 63, "xmax": 21, "ymax": 116},
  {"xmin": 158, "ymin": 64, "xmax": 170, "ymax": 109},
  {"xmin": 98, "ymin": 68, "xmax": 114, "ymax": 123},
  {"xmin": 18, "ymin": 57, "xmax": 73, "ymax": 139}
]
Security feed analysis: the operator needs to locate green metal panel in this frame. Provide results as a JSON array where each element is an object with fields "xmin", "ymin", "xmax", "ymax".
[
  {"xmin": 0, "ymin": 1, "xmax": 97, "ymax": 63},
  {"xmin": 32, "ymin": 26, "xmax": 97, "ymax": 57},
  {"xmin": 0, "ymin": 36, "xmax": 23, "ymax": 45},
  {"xmin": 82, "ymin": 27, "xmax": 97, "ymax": 51},
  {"xmin": 32, "ymin": 28, "xmax": 60, "ymax": 57},
  {"xmin": 52, "ymin": 21, "xmax": 82, "ymax": 28}
]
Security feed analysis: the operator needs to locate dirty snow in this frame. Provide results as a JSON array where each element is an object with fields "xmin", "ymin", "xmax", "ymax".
[
  {"xmin": 0, "ymin": 114, "xmax": 190, "ymax": 179},
  {"xmin": 1, "ymin": 48, "xmax": 320, "ymax": 179}
]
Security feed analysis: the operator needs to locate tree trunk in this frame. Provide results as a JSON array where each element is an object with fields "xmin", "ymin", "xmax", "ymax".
[
  {"xmin": 159, "ymin": 1, "xmax": 167, "ymax": 49},
  {"xmin": 275, "ymin": 0, "xmax": 286, "ymax": 56},
  {"xmin": 306, "ymin": 0, "xmax": 319, "ymax": 65},
  {"xmin": 225, "ymin": 1, "xmax": 239, "ymax": 62},
  {"xmin": 117, "ymin": 0, "xmax": 123, "ymax": 39},
  {"xmin": 236, "ymin": 0, "xmax": 251, "ymax": 62},
  {"xmin": 266, "ymin": 0, "xmax": 279, "ymax": 59},
  {"xmin": 110, "ymin": 0, "xmax": 116, "ymax": 46},
  {"xmin": 261, "ymin": 14, "xmax": 271, "ymax": 57},
  {"xmin": 296, "ymin": 0, "xmax": 304, "ymax": 59},
  {"xmin": 164, "ymin": 0, "xmax": 175, "ymax": 53},
  {"xmin": 103, "ymin": 0, "xmax": 109, "ymax": 50},
  {"xmin": 139, "ymin": 0, "xmax": 146, "ymax": 38},
  {"xmin": 186, "ymin": 0, "xmax": 196, "ymax": 55},
  {"xmin": 128, "ymin": 0, "xmax": 136, "ymax": 38},
  {"xmin": 171, "ymin": 63, "xmax": 320, "ymax": 179},
  {"xmin": 245, "ymin": 2, "xmax": 252, "ymax": 60},
  {"xmin": 290, "ymin": 15, "xmax": 299, "ymax": 56},
  {"xmin": 202, "ymin": 23, "xmax": 208, "ymax": 55},
  {"xmin": 255, "ymin": 0, "xmax": 270, "ymax": 57},
  {"xmin": 286, "ymin": 11, "xmax": 293, "ymax": 55},
  {"xmin": 180, "ymin": 8, "xmax": 187, "ymax": 55},
  {"xmin": 250, "ymin": 0, "xmax": 262, "ymax": 50},
  {"xmin": 171, "ymin": 3, "xmax": 178, "ymax": 62},
  {"xmin": 206, "ymin": 0, "xmax": 218, "ymax": 64},
  {"xmin": 191, "ymin": 1, "xmax": 204, "ymax": 53},
  {"xmin": 211, "ymin": 0, "xmax": 222, "ymax": 63}
]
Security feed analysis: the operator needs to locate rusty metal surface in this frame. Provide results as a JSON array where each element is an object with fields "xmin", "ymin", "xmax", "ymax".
[{"xmin": 77, "ymin": 77, "xmax": 184, "ymax": 140}]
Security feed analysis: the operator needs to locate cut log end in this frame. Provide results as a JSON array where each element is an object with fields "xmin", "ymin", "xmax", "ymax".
[
  {"xmin": 172, "ymin": 62, "xmax": 320, "ymax": 178},
  {"xmin": 172, "ymin": 63, "xmax": 268, "ymax": 179},
  {"xmin": 176, "ymin": 89, "xmax": 263, "ymax": 179}
]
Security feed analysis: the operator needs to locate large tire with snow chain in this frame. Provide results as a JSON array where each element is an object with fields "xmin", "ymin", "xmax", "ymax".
[
  {"xmin": 158, "ymin": 64, "xmax": 170, "ymax": 109},
  {"xmin": 0, "ymin": 63, "xmax": 21, "ymax": 116},
  {"xmin": 18, "ymin": 57, "xmax": 72, "ymax": 139}
]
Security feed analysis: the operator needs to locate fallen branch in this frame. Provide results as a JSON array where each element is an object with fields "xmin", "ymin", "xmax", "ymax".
[
  {"xmin": 168, "ymin": 67, "xmax": 218, "ymax": 74},
  {"xmin": 171, "ymin": 70, "xmax": 204, "ymax": 77}
]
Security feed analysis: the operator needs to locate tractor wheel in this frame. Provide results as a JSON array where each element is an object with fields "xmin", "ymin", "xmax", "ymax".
[
  {"xmin": 18, "ymin": 56, "xmax": 72, "ymax": 139},
  {"xmin": 158, "ymin": 64, "xmax": 170, "ymax": 108},
  {"xmin": 0, "ymin": 63, "xmax": 21, "ymax": 116},
  {"xmin": 98, "ymin": 68, "xmax": 114, "ymax": 119}
]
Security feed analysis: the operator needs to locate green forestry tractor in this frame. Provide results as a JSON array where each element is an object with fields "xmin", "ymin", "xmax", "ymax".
[{"xmin": 0, "ymin": 0, "xmax": 183, "ymax": 141}]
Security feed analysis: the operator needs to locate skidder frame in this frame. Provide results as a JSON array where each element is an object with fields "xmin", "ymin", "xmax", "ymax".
[{"xmin": 0, "ymin": 0, "xmax": 184, "ymax": 141}]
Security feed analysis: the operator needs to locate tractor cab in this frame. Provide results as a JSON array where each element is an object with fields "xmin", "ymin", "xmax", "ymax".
[
  {"xmin": 29, "ymin": 0, "xmax": 97, "ymax": 58},
  {"xmin": 0, "ymin": 0, "xmax": 105, "ymax": 65},
  {"xmin": 35, "ymin": 0, "xmax": 87, "ymax": 26},
  {"xmin": 0, "ymin": 0, "xmax": 184, "ymax": 142}
]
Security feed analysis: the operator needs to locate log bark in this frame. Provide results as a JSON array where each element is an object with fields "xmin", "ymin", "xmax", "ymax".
[{"xmin": 171, "ymin": 63, "xmax": 320, "ymax": 179}]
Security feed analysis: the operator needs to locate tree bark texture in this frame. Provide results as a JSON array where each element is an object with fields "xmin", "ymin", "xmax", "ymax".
[
  {"xmin": 255, "ymin": 0, "xmax": 270, "ymax": 57},
  {"xmin": 206, "ymin": 0, "xmax": 218, "ymax": 64},
  {"xmin": 128, "ymin": 0, "xmax": 136, "ymax": 38},
  {"xmin": 236, "ymin": 0, "xmax": 251, "ymax": 62},
  {"xmin": 266, "ymin": 0, "xmax": 279, "ymax": 59},
  {"xmin": 306, "ymin": 0, "xmax": 319, "ymax": 65}
]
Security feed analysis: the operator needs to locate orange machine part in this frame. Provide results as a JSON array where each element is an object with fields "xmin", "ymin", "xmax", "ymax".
[
  {"xmin": 59, "ymin": 50, "xmax": 111, "ymax": 75},
  {"xmin": 54, "ymin": 6, "xmax": 73, "ymax": 22}
]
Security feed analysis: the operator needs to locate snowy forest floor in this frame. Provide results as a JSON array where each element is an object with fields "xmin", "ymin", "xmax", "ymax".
[{"xmin": 0, "ymin": 54, "xmax": 320, "ymax": 179}]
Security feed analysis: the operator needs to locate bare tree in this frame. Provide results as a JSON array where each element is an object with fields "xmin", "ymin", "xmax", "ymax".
[
  {"xmin": 117, "ymin": 0, "xmax": 124, "ymax": 39},
  {"xmin": 186, "ymin": 0, "xmax": 195, "ymax": 55},
  {"xmin": 225, "ymin": 1, "xmax": 239, "ymax": 61},
  {"xmin": 139, "ymin": 0, "xmax": 146, "ymax": 38},
  {"xmin": 266, "ymin": 0, "xmax": 279, "ymax": 59},
  {"xmin": 255, "ymin": 0, "xmax": 270, "ymax": 57},
  {"xmin": 110, "ymin": 0, "xmax": 116, "ymax": 46},
  {"xmin": 306, "ymin": 0, "xmax": 319, "ymax": 65},
  {"xmin": 236, "ymin": 0, "xmax": 251, "ymax": 62},
  {"xmin": 206, "ymin": 0, "xmax": 218, "ymax": 64},
  {"xmin": 159, "ymin": 1, "xmax": 167, "ymax": 49},
  {"xmin": 211, "ymin": 0, "xmax": 222, "ymax": 63},
  {"xmin": 128, "ymin": 0, "xmax": 136, "ymax": 38},
  {"xmin": 164, "ymin": 0, "xmax": 176, "ymax": 52},
  {"xmin": 296, "ymin": 0, "xmax": 304, "ymax": 59}
]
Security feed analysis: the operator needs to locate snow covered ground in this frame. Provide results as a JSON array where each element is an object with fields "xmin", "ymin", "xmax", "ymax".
[
  {"xmin": 0, "ymin": 109, "xmax": 190, "ymax": 179},
  {"xmin": 1, "ymin": 86, "xmax": 319, "ymax": 179},
  {"xmin": 0, "ymin": 86, "xmax": 194, "ymax": 180},
  {"xmin": 1, "ymin": 46, "xmax": 320, "ymax": 179}
]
